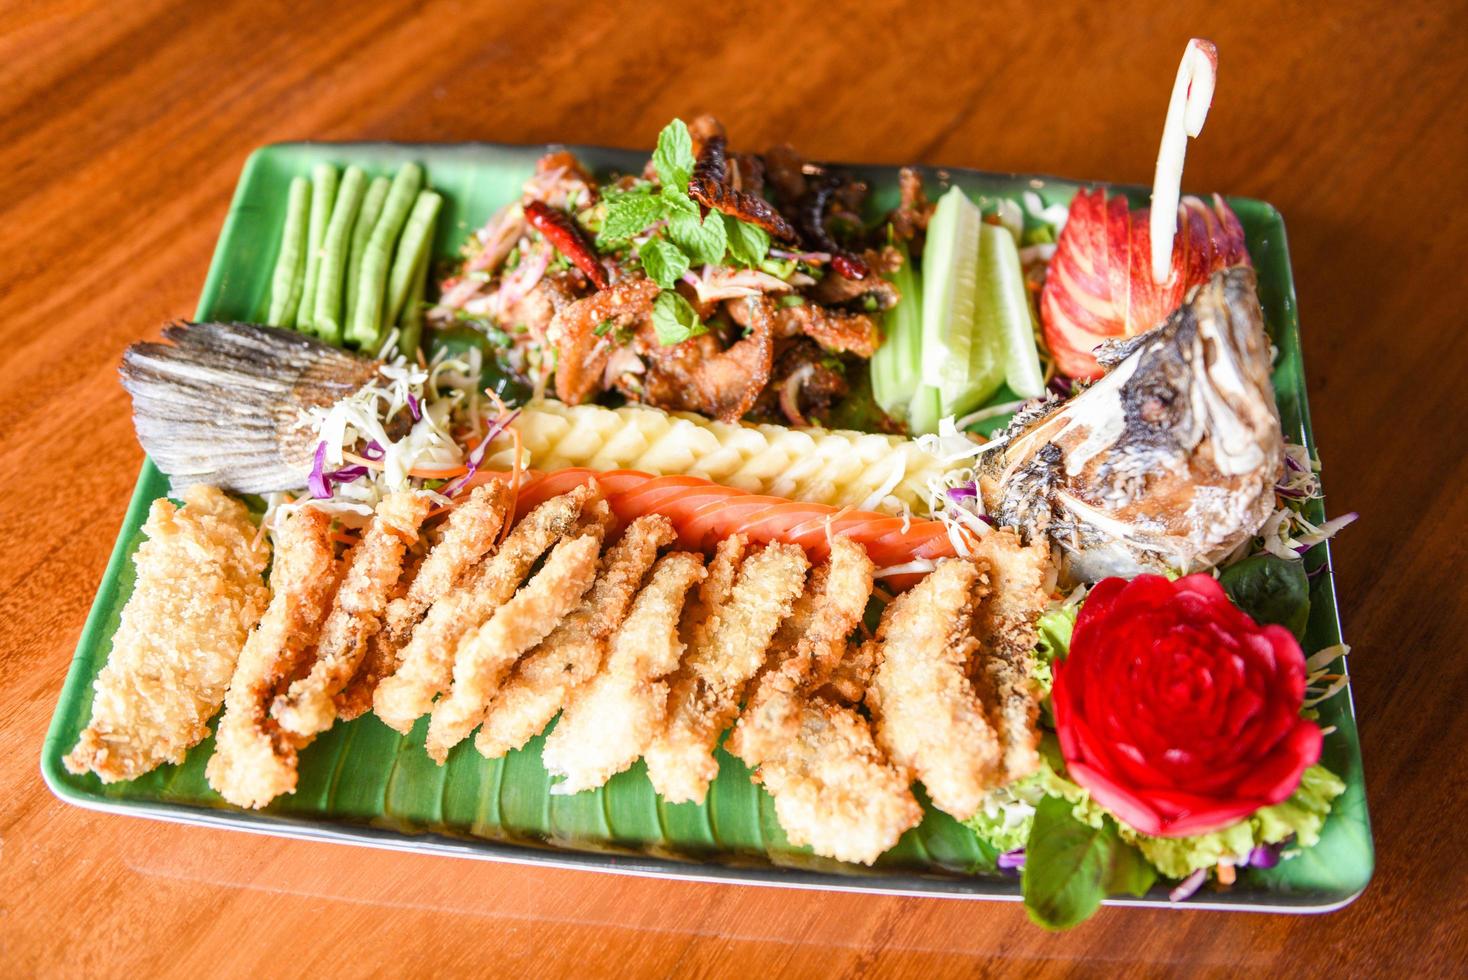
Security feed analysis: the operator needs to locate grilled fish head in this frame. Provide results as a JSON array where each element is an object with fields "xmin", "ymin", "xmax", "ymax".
[{"xmin": 981, "ymin": 266, "xmax": 1284, "ymax": 581}]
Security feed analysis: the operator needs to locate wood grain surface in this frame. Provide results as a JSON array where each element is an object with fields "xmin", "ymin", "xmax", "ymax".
[{"xmin": 2, "ymin": 1, "xmax": 1465, "ymax": 976}]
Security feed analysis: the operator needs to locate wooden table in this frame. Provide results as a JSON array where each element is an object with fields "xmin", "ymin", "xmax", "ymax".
[{"xmin": 3, "ymin": 1, "xmax": 1464, "ymax": 974}]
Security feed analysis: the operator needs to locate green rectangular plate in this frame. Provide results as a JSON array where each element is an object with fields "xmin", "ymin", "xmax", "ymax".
[{"xmin": 42, "ymin": 142, "xmax": 1372, "ymax": 910}]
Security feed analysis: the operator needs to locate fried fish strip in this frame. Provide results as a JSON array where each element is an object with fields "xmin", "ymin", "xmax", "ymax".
[
  {"xmin": 372, "ymin": 485, "xmax": 599, "ymax": 734},
  {"xmin": 541, "ymin": 552, "xmax": 706, "ymax": 792},
  {"xmin": 272, "ymin": 492, "xmax": 431, "ymax": 737},
  {"xmin": 728, "ymin": 537, "xmax": 873, "ymax": 768},
  {"xmin": 967, "ymin": 530, "xmax": 1054, "ymax": 783},
  {"xmin": 65, "ymin": 486, "xmax": 269, "ymax": 783},
  {"xmin": 384, "ymin": 482, "xmax": 511, "ymax": 646},
  {"xmin": 206, "ymin": 508, "xmax": 339, "ymax": 808},
  {"xmin": 425, "ymin": 528, "xmax": 604, "ymax": 762},
  {"xmin": 475, "ymin": 514, "xmax": 677, "ymax": 759},
  {"xmin": 865, "ymin": 558, "xmax": 1001, "ymax": 820},
  {"xmin": 644, "ymin": 541, "xmax": 809, "ymax": 804},
  {"xmin": 755, "ymin": 702, "xmax": 922, "ymax": 865}
]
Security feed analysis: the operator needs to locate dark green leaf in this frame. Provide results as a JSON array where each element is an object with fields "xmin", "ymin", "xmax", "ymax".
[
  {"xmin": 1022, "ymin": 795, "xmax": 1155, "ymax": 930},
  {"xmin": 639, "ymin": 238, "xmax": 691, "ymax": 289},
  {"xmin": 652, "ymin": 289, "xmax": 706, "ymax": 345},
  {"xmin": 1219, "ymin": 554, "xmax": 1311, "ymax": 639},
  {"xmin": 725, "ymin": 214, "xmax": 771, "ymax": 265},
  {"xmin": 668, "ymin": 210, "xmax": 728, "ymax": 266},
  {"xmin": 652, "ymin": 118, "xmax": 695, "ymax": 191},
  {"xmin": 598, "ymin": 193, "xmax": 665, "ymax": 245}
]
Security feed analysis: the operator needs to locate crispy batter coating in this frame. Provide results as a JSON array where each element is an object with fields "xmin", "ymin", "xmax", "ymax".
[
  {"xmin": 384, "ymin": 482, "xmax": 511, "ymax": 645},
  {"xmin": 755, "ymin": 702, "xmax": 922, "ymax": 865},
  {"xmin": 475, "ymin": 514, "xmax": 677, "ymax": 758},
  {"xmin": 865, "ymin": 558, "xmax": 1001, "ymax": 820},
  {"xmin": 425, "ymin": 528, "xmax": 603, "ymax": 762},
  {"xmin": 729, "ymin": 537, "xmax": 873, "ymax": 768},
  {"xmin": 644, "ymin": 541, "xmax": 809, "ymax": 803},
  {"xmin": 541, "ymin": 551, "xmax": 706, "ymax": 792},
  {"xmin": 967, "ymin": 530, "xmax": 1054, "ymax": 783},
  {"xmin": 372, "ymin": 485, "xmax": 599, "ymax": 734},
  {"xmin": 206, "ymin": 508, "xmax": 339, "ymax": 807},
  {"xmin": 65, "ymin": 486, "xmax": 269, "ymax": 783},
  {"xmin": 272, "ymin": 492, "xmax": 431, "ymax": 738}
]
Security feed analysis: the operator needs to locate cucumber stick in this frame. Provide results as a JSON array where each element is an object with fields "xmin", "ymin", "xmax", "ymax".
[
  {"xmin": 870, "ymin": 241, "xmax": 923, "ymax": 421},
  {"xmin": 921, "ymin": 187, "xmax": 1003, "ymax": 418},
  {"xmin": 976, "ymin": 222, "xmax": 1045, "ymax": 398},
  {"xmin": 296, "ymin": 163, "xmax": 339, "ymax": 336}
]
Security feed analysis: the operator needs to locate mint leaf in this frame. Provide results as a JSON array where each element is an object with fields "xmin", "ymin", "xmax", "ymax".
[
  {"xmin": 725, "ymin": 215, "xmax": 771, "ymax": 266},
  {"xmin": 668, "ymin": 210, "xmax": 728, "ymax": 266},
  {"xmin": 652, "ymin": 118, "xmax": 695, "ymax": 191},
  {"xmin": 652, "ymin": 289, "xmax": 706, "ymax": 345},
  {"xmin": 1022, "ymin": 795, "xmax": 1155, "ymax": 930},
  {"xmin": 639, "ymin": 238, "xmax": 690, "ymax": 289},
  {"xmin": 660, "ymin": 185, "xmax": 700, "ymax": 217},
  {"xmin": 598, "ymin": 193, "xmax": 665, "ymax": 245}
]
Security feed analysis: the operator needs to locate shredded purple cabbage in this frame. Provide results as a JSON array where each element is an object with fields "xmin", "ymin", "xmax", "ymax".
[
  {"xmin": 308, "ymin": 442, "xmax": 331, "ymax": 499},
  {"xmin": 407, "ymin": 393, "xmax": 422, "ymax": 422},
  {"xmin": 1048, "ymin": 375, "xmax": 1074, "ymax": 397},
  {"xmin": 1284, "ymin": 453, "xmax": 1307, "ymax": 473},
  {"xmin": 1245, "ymin": 843, "xmax": 1282, "ymax": 869},
  {"xmin": 997, "ymin": 848, "xmax": 1026, "ymax": 873},
  {"xmin": 326, "ymin": 465, "xmax": 370, "ymax": 483},
  {"xmin": 1168, "ymin": 868, "xmax": 1208, "ymax": 903},
  {"xmin": 362, "ymin": 440, "xmax": 385, "ymax": 462},
  {"xmin": 442, "ymin": 409, "xmax": 521, "ymax": 497},
  {"xmin": 946, "ymin": 484, "xmax": 978, "ymax": 503}
]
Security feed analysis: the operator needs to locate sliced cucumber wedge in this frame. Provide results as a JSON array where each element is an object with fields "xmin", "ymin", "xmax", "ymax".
[
  {"xmin": 871, "ymin": 242, "xmax": 923, "ymax": 421},
  {"xmin": 921, "ymin": 187, "xmax": 1004, "ymax": 418},
  {"xmin": 976, "ymin": 222, "xmax": 1045, "ymax": 398}
]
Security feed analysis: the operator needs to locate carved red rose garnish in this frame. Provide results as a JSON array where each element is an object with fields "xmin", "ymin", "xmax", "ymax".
[{"xmin": 1052, "ymin": 573, "xmax": 1321, "ymax": 838}]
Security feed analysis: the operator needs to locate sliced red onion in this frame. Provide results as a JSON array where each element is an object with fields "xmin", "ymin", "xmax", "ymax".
[
  {"xmin": 308, "ymin": 442, "xmax": 331, "ymax": 499},
  {"xmin": 1246, "ymin": 843, "xmax": 1282, "ymax": 869},
  {"xmin": 1168, "ymin": 868, "xmax": 1208, "ymax": 903},
  {"xmin": 997, "ymin": 848, "xmax": 1026, "ymax": 872},
  {"xmin": 407, "ymin": 394, "xmax": 422, "ymax": 422},
  {"xmin": 768, "ymin": 247, "xmax": 832, "ymax": 263}
]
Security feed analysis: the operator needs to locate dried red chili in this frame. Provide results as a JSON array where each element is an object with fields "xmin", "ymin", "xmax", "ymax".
[{"xmin": 523, "ymin": 200, "xmax": 608, "ymax": 290}]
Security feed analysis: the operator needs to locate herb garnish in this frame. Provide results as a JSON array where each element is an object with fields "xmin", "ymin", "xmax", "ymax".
[{"xmin": 598, "ymin": 119, "xmax": 774, "ymax": 340}]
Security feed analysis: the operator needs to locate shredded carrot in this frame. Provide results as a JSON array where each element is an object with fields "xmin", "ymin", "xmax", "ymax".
[
  {"xmin": 498, "ymin": 428, "xmax": 523, "ymax": 546},
  {"xmin": 416, "ymin": 346, "xmax": 428, "ymax": 370}
]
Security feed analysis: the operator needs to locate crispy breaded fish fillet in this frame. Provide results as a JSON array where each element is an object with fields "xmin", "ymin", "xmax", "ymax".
[
  {"xmin": 206, "ymin": 507, "xmax": 339, "ymax": 807},
  {"xmin": 541, "ymin": 551, "xmax": 706, "ymax": 793},
  {"xmin": 373, "ymin": 485, "xmax": 599, "ymax": 734},
  {"xmin": 644, "ymin": 541, "xmax": 809, "ymax": 804},
  {"xmin": 475, "ymin": 514, "xmax": 677, "ymax": 759},
  {"xmin": 728, "ymin": 537, "xmax": 873, "ymax": 768},
  {"xmin": 384, "ymin": 482, "xmax": 511, "ymax": 646},
  {"xmin": 865, "ymin": 558, "xmax": 1001, "ymax": 821},
  {"xmin": 272, "ymin": 491, "xmax": 431, "ymax": 738},
  {"xmin": 65, "ymin": 486, "xmax": 269, "ymax": 783},
  {"xmin": 425, "ymin": 524, "xmax": 604, "ymax": 762},
  {"xmin": 728, "ymin": 538, "xmax": 917, "ymax": 865},
  {"xmin": 757, "ymin": 702, "xmax": 922, "ymax": 865},
  {"xmin": 337, "ymin": 484, "xmax": 513, "ymax": 719},
  {"xmin": 968, "ymin": 529, "xmax": 1054, "ymax": 784}
]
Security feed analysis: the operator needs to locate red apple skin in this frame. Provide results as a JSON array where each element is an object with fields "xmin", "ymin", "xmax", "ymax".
[{"xmin": 1041, "ymin": 189, "xmax": 1250, "ymax": 379}]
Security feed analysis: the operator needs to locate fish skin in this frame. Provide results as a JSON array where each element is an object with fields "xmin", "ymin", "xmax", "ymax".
[{"xmin": 982, "ymin": 266, "xmax": 1283, "ymax": 580}]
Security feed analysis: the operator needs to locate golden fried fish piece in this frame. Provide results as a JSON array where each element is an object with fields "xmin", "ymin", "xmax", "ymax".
[{"xmin": 65, "ymin": 486, "xmax": 269, "ymax": 783}]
